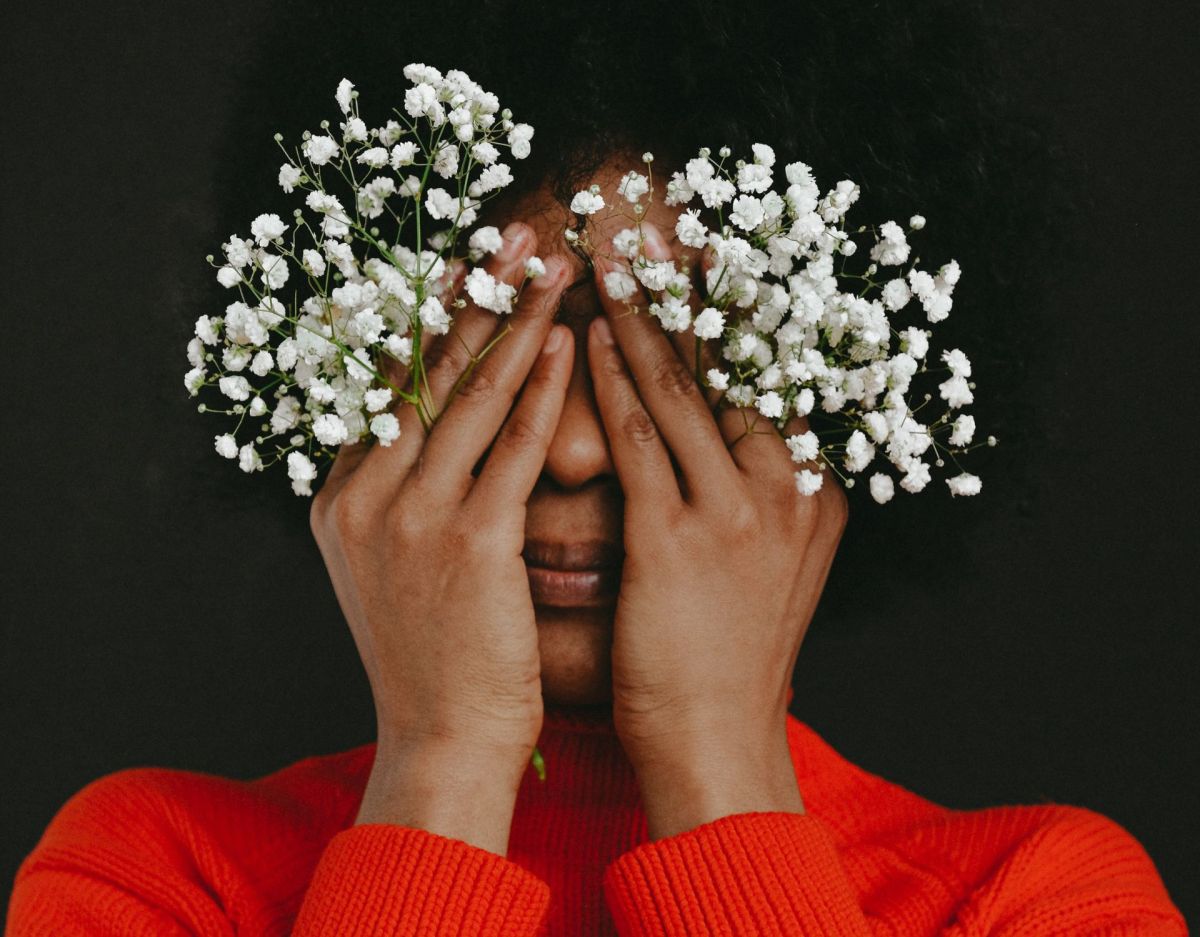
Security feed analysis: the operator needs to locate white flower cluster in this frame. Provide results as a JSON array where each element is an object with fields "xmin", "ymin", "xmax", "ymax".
[
  {"xmin": 187, "ymin": 68, "xmax": 540, "ymax": 494},
  {"xmin": 571, "ymin": 146, "xmax": 995, "ymax": 502}
]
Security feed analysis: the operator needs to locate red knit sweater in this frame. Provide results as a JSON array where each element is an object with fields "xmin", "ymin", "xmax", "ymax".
[{"xmin": 6, "ymin": 703, "xmax": 1185, "ymax": 936}]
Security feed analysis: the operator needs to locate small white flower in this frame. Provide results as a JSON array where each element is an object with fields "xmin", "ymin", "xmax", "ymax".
[
  {"xmin": 869, "ymin": 220, "xmax": 910, "ymax": 266},
  {"xmin": 900, "ymin": 327, "xmax": 929, "ymax": 360},
  {"xmin": 909, "ymin": 214, "xmax": 926, "ymax": 230},
  {"xmin": 941, "ymin": 347, "xmax": 972, "ymax": 377},
  {"xmin": 370, "ymin": 412, "xmax": 401, "ymax": 446},
  {"xmin": 570, "ymin": 190, "xmax": 604, "ymax": 215},
  {"xmin": 862, "ymin": 410, "xmax": 890, "ymax": 444},
  {"xmin": 313, "ymin": 413, "xmax": 349, "ymax": 446},
  {"xmin": 693, "ymin": 307, "xmax": 725, "ymax": 340},
  {"xmin": 755, "ymin": 391, "xmax": 784, "ymax": 419},
  {"xmin": 364, "ymin": 387, "xmax": 393, "ymax": 412},
  {"xmin": 469, "ymin": 225, "xmax": 504, "ymax": 255},
  {"xmin": 356, "ymin": 146, "xmax": 389, "ymax": 168},
  {"xmin": 216, "ymin": 266, "xmax": 241, "ymax": 288},
  {"xmin": 340, "ymin": 116, "xmax": 368, "ymax": 143},
  {"xmin": 793, "ymin": 387, "xmax": 815, "ymax": 417},
  {"xmin": 612, "ymin": 228, "xmax": 641, "ymax": 258},
  {"xmin": 794, "ymin": 468, "xmax": 824, "ymax": 496},
  {"xmin": 730, "ymin": 195, "xmax": 765, "ymax": 231},
  {"xmin": 938, "ymin": 374, "xmax": 974, "ymax": 409},
  {"xmin": 218, "ymin": 375, "xmax": 251, "ymax": 401},
  {"xmin": 617, "ymin": 171, "xmax": 649, "ymax": 203},
  {"xmin": 508, "ymin": 122, "xmax": 534, "ymax": 159},
  {"xmin": 335, "ymin": 78, "xmax": 355, "ymax": 114},
  {"xmin": 900, "ymin": 459, "xmax": 932, "ymax": 493},
  {"xmin": 278, "ymin": 164, "xmax": 302, "ymax": 193},
  {"xmin": 214, "ymin": 434, "xmax": 238, "ymax": 459},
  {"xmin": 184, "ymin": 366, "xmax": 205, "ymax": 395},
  {"xmin": 524, "ymin": 256, "xmax": 546, "ymax": 278},
  {"xmin": 675, "ymin": 209, "xmax": 708, "ymax": 248},
  {"xmin": 250, "ymin": 350, "xmax": 273, "ymax": 377},
  {"xmin": 785, "ymin": 430, "xmax": 820, "ymax": 463},
  {"xmin": 390, "ymin": 141, "xmax": 417, "ymax": 169},
  {"xmin": 946, "ymin": 471, "xmax": 982, "ymax": 497},
  {"xmin": 881, "ymin": 278, "xmax": 911, "ymax": 311},
  {"xmin": 869, "ymin": 472, "xmax": 895, "ymax": 504},
  {"xmin": 418, "ymin": 295, "xmax": 450, "ymax": 334},
  {"xmin": 603, "ymin": 269, "xmax": 638, "ymax": 301},
  {"xmin": 303, "ymin": 135, "xmax": 339, "ymax": 166},
  {"xmin": 238, "ymin": 443, "xmax": 262, "ymax": 474},
  {"xmin": 706, "ymin": 368, "xmax": 730, "ymax": 391},
  {"xmin": 286, "ymin": 451, "xmax": 318, "ymax": 497},
  {"xmin": 949, "ymin": 414, "xmax": 976, "ymax": 446},
  {"xmin": 250, "ymin": 213, "xmax": 286, "ymax": 246},
  {"xmin": 844, "ymin": 429, "xmax": 875, "ymax": 473},
  {"xmin": 302, "ymin": 248, "xmax": 327, "ymax": 277}
]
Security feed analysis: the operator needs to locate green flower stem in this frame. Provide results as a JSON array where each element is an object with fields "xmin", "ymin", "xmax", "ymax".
[{"xmin": 530, "ymin": 745, "xmax": 546, "ymax": 782}]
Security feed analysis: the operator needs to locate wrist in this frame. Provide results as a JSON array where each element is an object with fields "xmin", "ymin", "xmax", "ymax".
[
  {"xmin": 356, "ymin": 740, "xmax": 528, "ymax": 856},
  {"xmin": 632, "ymin": 735, "xmax": 804, "ymax": 841}
]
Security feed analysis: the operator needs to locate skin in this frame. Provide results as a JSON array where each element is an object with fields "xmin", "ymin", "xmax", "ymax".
[{"xmin": 308, "ymin": 152, "xmax": 849, "ymax": 855}]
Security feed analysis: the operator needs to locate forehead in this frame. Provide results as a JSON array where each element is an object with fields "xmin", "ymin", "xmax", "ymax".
[{"xmin": 477, "ymin": 153, "xmax": 689, "ymax": 267}]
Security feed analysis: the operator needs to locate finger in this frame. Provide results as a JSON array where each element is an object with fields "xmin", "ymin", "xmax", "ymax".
[
  {"xmin": 468, "ymin": 324, "xmax": 573, "ymax": 510},
  {"xmin": 377, "ymin": 256, "xmax": 468, "ymax": 392},
  {"xmin": 418, "ymin": 255, "xmax": 571, "ymax": 493},
  {"xmin": 593, "ymin": 249, "xmax": 741, "ymax": 500},
  {"xmin": 359, "ymin": 222, "xmax": 539, "ymax": 483},
  {"xmin": 718, "ymin": 407, "xmax": 824, "ymax": 494},
  {"xmin": 641, "ymin": 223, "xmax": 725, "ymax": 410},
  {"xmin": 586, "ymin": 314, "xmax": 681, "ymax": 507}
]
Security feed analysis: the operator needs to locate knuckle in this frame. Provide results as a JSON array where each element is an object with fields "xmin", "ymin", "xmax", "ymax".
[
  {"xmin": 455, "ymin": 364, "xmax": 499, "ymax": 401},
  {"xmin": 650, "ymin": 354, "xmax": 696, "ymax": 398},
  {"xmin": 501, "ymin": 408, "xmax": 550, "ymax": 447},
  {"xmin": 620, "ymin": 405, "xmax": 659, "ymax": 445},
  {"xmin": 723, "ymin": 501, "xmax": 761, "ymax": 543},
  {"xmin": 330, "ymin": 483, "xmax": 373, "ymax": 539},
  {"xmin": 386, "ymin": 499, "xmax": 427, "ymax": 545}
]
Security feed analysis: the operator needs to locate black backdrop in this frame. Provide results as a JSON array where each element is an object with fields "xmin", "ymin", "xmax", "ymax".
[{"xmin": 2, "ymin": 0, "xmax": 1197, "ymax": 926}]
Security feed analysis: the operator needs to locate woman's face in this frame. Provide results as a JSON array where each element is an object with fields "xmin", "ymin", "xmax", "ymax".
[{"xmin": 480, "ymin": 152, "xmax": 695, "ymax": 708}]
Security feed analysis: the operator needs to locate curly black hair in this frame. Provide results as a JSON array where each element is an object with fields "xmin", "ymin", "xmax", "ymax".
[{"xmin": 207, "ymin": 0, "xmax": 1080, "ymax": 634}]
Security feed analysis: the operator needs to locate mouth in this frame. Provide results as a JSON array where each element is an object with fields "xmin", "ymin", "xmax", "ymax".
[{"xmin": 523, "ymin": 539, "xmax": 623, "ymax": 607}]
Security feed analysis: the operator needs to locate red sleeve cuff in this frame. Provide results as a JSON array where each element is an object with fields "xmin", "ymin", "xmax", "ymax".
[
  {"xmin": 293, "ymin": 824, "xmax": 550, "ymax": 936},
  {"xmin": 602, "ymin": 811, "xmax": 871, "ymax": 936}
]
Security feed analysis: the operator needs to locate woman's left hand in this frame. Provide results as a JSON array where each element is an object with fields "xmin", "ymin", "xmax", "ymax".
[{"xmin": 585, "ymin": 223, "xmax": 849, "ymax": 840}]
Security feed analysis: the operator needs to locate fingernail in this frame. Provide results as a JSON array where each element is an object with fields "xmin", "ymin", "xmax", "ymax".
[
  {"xmin": 592, "ymin": 316, "xmax": 614, "ymax": 346},
  {"xmin": 499, "ymin": 222, "xmax": 528, "ymax": 260},
  {"xmin": 642, "ymin": 222, "xmax": 668, "ymax": 253},
  {"xmin": 542, "ymin": 324, "xmax": 566, "ymax": 355}
]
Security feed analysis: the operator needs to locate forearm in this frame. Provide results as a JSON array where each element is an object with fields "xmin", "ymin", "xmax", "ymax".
[
  {"xmin": 633, "ymin": 734, "xmax": 804, "ymax": 841},
  {"xmin": 356, "ymin": 743, "xmax": 527, "ymax": 856}
]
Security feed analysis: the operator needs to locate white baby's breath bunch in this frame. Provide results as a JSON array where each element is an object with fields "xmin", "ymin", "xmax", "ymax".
[
  {"xmin": 186, "ymin": 66, "xmax": 539, "ymax": 495},
  {"xmin": 569, "ymin": 146, "xmax": 996, "ymax": 503}
]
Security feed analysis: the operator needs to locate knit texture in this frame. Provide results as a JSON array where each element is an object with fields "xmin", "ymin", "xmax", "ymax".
[{"xmin": 6, "ymin": 701, "xmax": 1185, "ymax": 936}]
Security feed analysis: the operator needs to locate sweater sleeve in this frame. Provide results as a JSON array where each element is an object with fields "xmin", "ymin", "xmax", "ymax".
[
  {"xmin": 291, "ymin": 824, "xmax": 551, "ymax": 936},
  {"xmin": 601, "ymin": 808, "xmax": 1187, "ymax": 937},
  {"xmin": 602, "ymin": 811, "xmax": 873, "ymax": 936},
  {"xmin": 6, "ymin": 770, "xmax": 551, "ymax": 937}
]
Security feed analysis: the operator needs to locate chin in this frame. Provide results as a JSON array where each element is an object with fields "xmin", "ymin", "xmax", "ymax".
[{"xmin": 534, "ymin": 604, "xmax": 615, "ymax": 707}]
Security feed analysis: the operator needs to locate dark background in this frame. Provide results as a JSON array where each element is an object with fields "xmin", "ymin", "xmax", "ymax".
[{"xmin": 3, "ymin": 0, "xmax": 1197, "ymax": 927}]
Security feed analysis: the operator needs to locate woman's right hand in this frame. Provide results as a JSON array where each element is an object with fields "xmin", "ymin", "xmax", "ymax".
[{"xmin": 308, "ymin": 223, "xmax": 573, "ymax": 853}]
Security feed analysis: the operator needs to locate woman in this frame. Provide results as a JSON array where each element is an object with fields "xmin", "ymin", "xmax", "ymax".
[{"xmin": 6, "ymin": 2, "xmax": 1187, "ymax": 934}]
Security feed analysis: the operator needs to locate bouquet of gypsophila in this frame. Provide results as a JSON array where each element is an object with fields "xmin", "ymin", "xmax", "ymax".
[
  {"xmin": 187, "ymin": 68, "xmax": 994, "ymax": 504},
  {"xmin": 566, "ymin": 147, "xmax": 996, "ymax": 503},
  {"xmin": 186, "ymin": 66, "xmax": 544, "ymax": 496}
]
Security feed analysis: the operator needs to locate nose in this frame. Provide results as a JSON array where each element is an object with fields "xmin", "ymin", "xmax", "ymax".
[{"xmin": 540, "ymin": 316, "xmax": 616, "ymax": 489}]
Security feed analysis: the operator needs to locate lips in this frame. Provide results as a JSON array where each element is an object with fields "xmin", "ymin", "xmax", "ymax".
[{"xmin": 523, "ymin": 539, "xmax": 622, "ymax": 607}]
